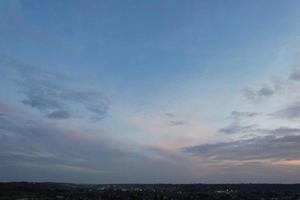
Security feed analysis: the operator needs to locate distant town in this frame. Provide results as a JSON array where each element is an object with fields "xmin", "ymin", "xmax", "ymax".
[{"xmin": 1, "ymin": 182, "xmax": 300, "ymax": 200}]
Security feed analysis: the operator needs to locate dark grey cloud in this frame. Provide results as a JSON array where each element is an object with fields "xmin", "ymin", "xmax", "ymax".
[
  {"xmin": 289, "ymin": 69, "xmax": 300, "ymax": 81},
  {"xmin": 183, "ymin": 134, "xmax": 300, "ymax": 161},
  {"xmin": 46, "ymin": 110, "xmax": 72, "ymax": 119},
  {"xmin": 170, "ymin": 120, "xmax": 186, "ymax": 126},
  {"xmin": 163, "ymin": 112, "xmax": 187, "ymax": 126},
  {"xmin": 0, "ymin": 55, "xmax": 109, "ymax": 120},
  {"xmin": 264, "ymin": 127, "xmax": 300, "ymax": 136},
  {"xmin": 258, "ymin": 87, "xmax": 275, "ymax": 96},
  {"xmin": 274, "ymin": 101, "xmax": 300, "ymax": 120}
]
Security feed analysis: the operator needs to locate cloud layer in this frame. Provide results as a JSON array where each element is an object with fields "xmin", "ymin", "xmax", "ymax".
[{"xmin": 184, "ymin": 134, "xmax": 300, "ymax": 161}]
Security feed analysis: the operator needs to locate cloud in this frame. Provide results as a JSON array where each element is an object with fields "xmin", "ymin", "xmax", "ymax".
[
  {"xmin": 22, "ymin": 97, "xmax": 62, "ymax": 113},
  {"xmin": 268, "ymin": 127, "xmax": 300, "ymax": 135},
  {"xmin": 219, "ymin": 123, "xmax": 300, "ymax": 136},
  {"xmin": 46, "ymin": 110, "xmax": 72, "ymax": 119},
  {"xmin": 163, "ymin": 112, "xmax": 187, "ymax": 126},
  {"xmin": 165, "ymin": 112, "xmax": 175, "ymax": 117},
  {"xmin": 199, "ymin": 161, "xmax": 300, "ymax": 183},
  {"xmin": 13, "ymin": 161, "xmax": 112, "ymax": 175},
  {"xmin": 0, "ymin": 103, "xmax": 114, "ymax": 178},
  {"xmin": 183, "ymin": 134, "xmax": 300, "ymax": 161},
  {"xmin": 0, "ymin": 55, "xmax": 110, "ymax": 120},
  {"xmin": 0, "ymin": 101, "xmax": 193, "ymax": 183},
  {"xmin": 274, "ymin": 101, "xmax": 300, "ymax": 120},
  {"xmin": 86, "ymin": 104, "xmax": 109, "ymax": 121},
  {"xmin": 289, "ymin": 69, "xmax": 300, "ymax": 81},
  {"xmin": 19, "ymin": 79, "xmax": 71, "ymax": 119},
  {"xmin": 242, "ymin": 86, "xmax": 276, "ymax": 102},
  {"xmin": 6, "ymin": 148, "xmax": 56, "ymax": 159},
  {"xmin": 170, "ymin": 120, "xmax": 186, "ymax": 126},
  {"xmin": 18, "ymin": 72, "xmax": 108, "ymax": 120},
  {"xmin": 230, "ymin": 111, "xmax": 260, "ymax": 119},
  {"xmin": 242, "ymin": 68, "xmax": 300, "ymax": 103},
  {"xmin": 219, "ymin": 123, "xmax": 256, "ymax": 134},
  {"xmin": 219, "ymin": 111, "xmax": 259, "ymax": 135}
]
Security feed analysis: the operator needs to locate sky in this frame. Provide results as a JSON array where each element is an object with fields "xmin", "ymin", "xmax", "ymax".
[{"xmin": 1, "ymin": 0, "xmax": 300, "ymax": 184}]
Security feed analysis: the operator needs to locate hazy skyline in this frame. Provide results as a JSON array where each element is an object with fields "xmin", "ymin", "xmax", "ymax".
[{"xmin": 1, "ymin": 0, "xmax": 300, "ymax": 183}]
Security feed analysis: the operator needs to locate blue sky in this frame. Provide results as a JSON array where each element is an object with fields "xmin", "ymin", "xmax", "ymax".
[{"xmin": 1, "ymin": 0, "xmax": 300, "ymax": 183}]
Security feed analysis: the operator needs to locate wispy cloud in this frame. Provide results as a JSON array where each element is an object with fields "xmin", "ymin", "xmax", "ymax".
[
  {"xmin": 163, "ymin": 112, "xmax": 187, "ymax": 126},
  {"xmin": 0, "ymin": 55, "xmax": 110, "ymax": 121},
  {"xmin": 230, "ymin": 111, "xmax": 260, "ymax": 119},
  {"xmin": 219, "ymin": 111, "xmax": 259, "ymax": 135},
  {"xmin": 219, "ymin": 124, "xmax": 256, "ymax": 135},
  {"xmin": 170, "ymin": 120, "xmax": 186, "ymax": 126},
  {"xmin": 15, "ymin": 162, "xmax": 112, "ymax": 175},
  {"xmin": 164, "ymin": 112, "xmax": 175, "ymax": 117}
]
